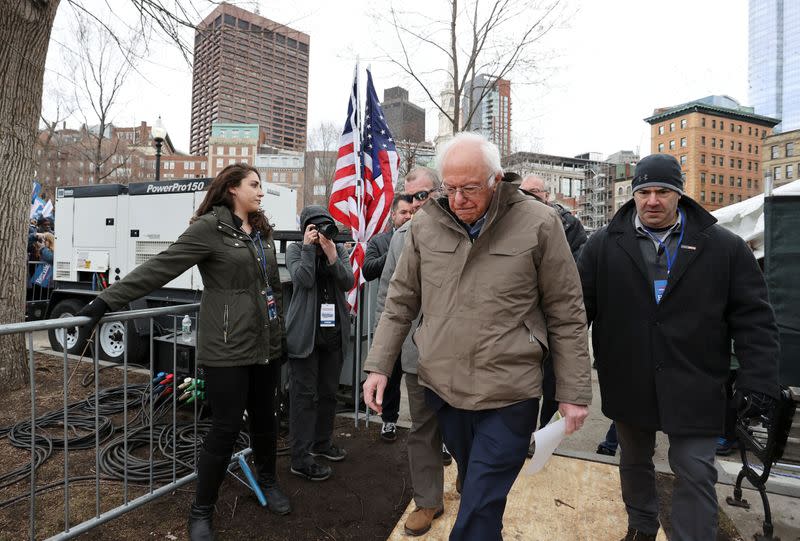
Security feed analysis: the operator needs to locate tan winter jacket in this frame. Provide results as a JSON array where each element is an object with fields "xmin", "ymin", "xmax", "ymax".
[{"xmin": 364, "ymin": 182, "xmax": 592, "ymax": 410}]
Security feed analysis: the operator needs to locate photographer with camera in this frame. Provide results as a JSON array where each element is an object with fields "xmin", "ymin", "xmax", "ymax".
[{"xmin": 285, "ymin": 205, "xmax": 354, "ymax": 482}]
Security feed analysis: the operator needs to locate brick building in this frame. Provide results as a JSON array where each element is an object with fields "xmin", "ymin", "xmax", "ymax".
[
  {"xmin": 33, "ymin": 122, "xmax": 209, "ymax": 194},
  {"xmin": 645, "ymin": 95, "xmax": 779, "ymax": 211},
  {"xmin": 190, "ymin": 3, "xmax": 310, "ymax": 156},
  {"xmin": 762, "ymin": 128, "xmax": 800, "ymax": 188},
  {"xmin": 206, "ymin": 123, "xmax": 264, "ymax": 177}
]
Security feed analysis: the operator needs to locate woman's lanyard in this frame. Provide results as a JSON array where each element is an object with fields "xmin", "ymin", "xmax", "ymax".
[
  {"xmin": 642, "ymin": 208, "xmax": 685, "ymax": 275},
  {"xmin": 254, "ymin": 232, "xmax": 268, "ymax": 276}
]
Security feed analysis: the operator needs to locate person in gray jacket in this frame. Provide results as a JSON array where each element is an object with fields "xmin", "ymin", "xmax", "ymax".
[
  {"xmin": 372, "ymin": 167, "xmax": 449, "ymax": 536},
  {"xmin": 286, "ymin": 205, "xmax": 354, "ymax": 481}
]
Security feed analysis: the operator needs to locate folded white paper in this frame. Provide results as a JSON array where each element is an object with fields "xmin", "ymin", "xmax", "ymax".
[{"xmin": 524, "ymin": 418, "xmax": 566, "ymax": 475}]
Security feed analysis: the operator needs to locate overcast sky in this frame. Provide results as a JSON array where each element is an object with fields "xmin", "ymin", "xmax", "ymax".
[{"xmin": 43, "ymin": 0, "xmax": 749, "ymax": 160}]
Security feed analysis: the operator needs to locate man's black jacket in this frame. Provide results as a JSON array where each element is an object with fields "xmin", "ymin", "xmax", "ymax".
[
  {"xmin": 363, "ymin": 230, "xmax": 393, "ymax": 281},
  {"xmin": 578, "ymin": 196, "xmax": 779, "ymax": 436}
]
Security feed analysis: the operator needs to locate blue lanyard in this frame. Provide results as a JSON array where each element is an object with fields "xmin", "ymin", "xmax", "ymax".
[{"xmin": 642, "ymin": 209, "xmax": 685, "ymax": 274}]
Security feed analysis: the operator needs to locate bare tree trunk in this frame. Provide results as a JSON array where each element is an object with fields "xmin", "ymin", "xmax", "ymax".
[
  {"xmin": 450, "ymin": 0, "xmax": 459, "ymax": 135},
  {"xmin": 0, "ymin": 0, "xmax": 61, "ymax": 389}
]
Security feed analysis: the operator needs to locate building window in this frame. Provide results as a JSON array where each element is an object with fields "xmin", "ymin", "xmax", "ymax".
[
  {"xmin": 669, "ymin": 140, "xmax": 675, "ymax": 150},
  {"xmin": 737, "ymin": 159, "xmax": 742, "ymax": 169},
  {"xmin": 216, "ymin": 146, "xmax": 223, "ymax": 155},
  {"xmin": 729, "ymin": 176, "xmax": 734, "ymax": 187},
  {"xmin": 680, "ymin": 137, "xmax": 687, "ymax": 147},
  {"xmin": 700, "ymin": 173, "xmax": 706, "ymax": 184},
  {"xmin": 701, "ymin": 136, "xmax": 706, "ymax": 145},
  {"xmin": 711, "ymin": 174, "xmax": 716, "ymax": 184},
  {"xmin": 737, "ymin": 195, "xmax": 742, "ymax": 202},
  {"xmin": 711, "ymin": 191, "xmax": 716, "ymax": 202},
  {"xmin": 730, "ymin": 140, "xmax": 735, "ymax": 151},
  {"xmin": 755, "ymin": 145, "xmax": 759, "ymax": 154},
  {"xmin": 729, "ymin": 194, "xmax": 734, "ymax": 203},
  {"xmin": 755, "ymin": 162, "xmax": 759, "ymax": 171},
  {"xmin": 711, "ymin": 156, "xmax": 716, "ymax": 166},
  {"xmin": 747, "ymin": 178, "xmax": 752, "ymax": 188},
  {"xmin": 680, "ymin": 119, "xmax": 687, "ymax": 129},
  {"xmin": 215, "ymin": 158, "xmax": 223, "ymax": 168},
  {"xmin": 737, "ymin": 177, "xmax": 742, "ymax": 187},
  {"xmin": 720, "ymin": 139, "xmax": 724, "ymax": 149},
  {"xmin": 669, "ymin": 122, "xmax": 675, "ymax": 132},
  {"xmin": 787, "ymin": 142, "xmax": 795, "ymax": 157},
  {"xmin": 738, "ymin": 142, "xmax": 742, "ymax": 151},
  {"xmin": 700, "ymin": 190, "xmax": 706, "ymax": 202},
  {"xmin": 771, "ymin": 146, "xmax": 779, "ymax": 159},
  {"xmin": 755, "ymin": 128, "xmax": 760, "ymax": 137},
  {"xmin": 774, "ymin": 166, "xmax": 781, "ymax": 180},
  {"xmin": 712, "ymin": 138, "xmax": 716, "ymax": 147},
  {"xmin": 729, "ymin": 158, "xmax": 735, "ymax": 167},
  {"xmin": 754, "ymin": 179, "xmax": 759, "ymax": 189},
  {"xmin": 748, "ymin": 126, "xmax": 752, "ymax": 135},
  {"xmin": 788, "ymin": 164, "xmax": 794, "ymax": 179},
  {"xmin": 712, "ymin": 119, "xmax": 716, "ymax": 129},
  {"xmin": 241, "ymin": 147, "xmax": 249, "ymax": 156},
  {"xmin": 658, "ymin": 143, "xmax": 665, "ymax": 152},
  {"xmin": 701, "ymin": 117, "xmax": 706, "ymax": 127},
  {"xmin": 700, "ymin": 154, "xmax": 706, "ymax": 164},
  {"xmin": 680, "ymin": 155, "xmax": 687, "ymax": 165},
  {"xmin": 658, "ymin": 126, "xmax": 664, "ymax": 135}
]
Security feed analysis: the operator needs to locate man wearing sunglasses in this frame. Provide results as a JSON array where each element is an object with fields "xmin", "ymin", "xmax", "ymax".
[
  {"xmin": 370, "ymin": 166, "xmax": 455, "ymax": 535},
  {"xmin": 364, "ymin": 133, "xmax": 592, "ymax": 540},
  {"xmin": 363, "ymin": 194, "xmax": 414, "ymax": 444}
]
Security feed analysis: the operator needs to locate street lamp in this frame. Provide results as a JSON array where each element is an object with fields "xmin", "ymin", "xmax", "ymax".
[{"xmin": 152, "ymin": 116, "xmax": 167, "ymax": 181}]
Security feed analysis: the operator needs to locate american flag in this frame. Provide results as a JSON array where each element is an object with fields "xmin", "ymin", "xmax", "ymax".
[{"xmin": 328, "ymin": 67, "xmax": 398, "ymax": 314}]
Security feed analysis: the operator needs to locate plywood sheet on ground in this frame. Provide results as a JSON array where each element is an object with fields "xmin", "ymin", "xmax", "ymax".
[{"xmin": 387, "ymin": 455, "xmax": 667, "ymax": 540}]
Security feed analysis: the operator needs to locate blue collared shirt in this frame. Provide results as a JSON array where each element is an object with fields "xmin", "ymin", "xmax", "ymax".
[{"xmin": 467, "ymin": 214, "xmax": 488, "ymax": 240}]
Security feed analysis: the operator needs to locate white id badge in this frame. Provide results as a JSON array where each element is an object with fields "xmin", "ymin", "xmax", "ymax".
[{"xmin": 320, "ymin": 303, "xmax": 336, "ymax": 327}]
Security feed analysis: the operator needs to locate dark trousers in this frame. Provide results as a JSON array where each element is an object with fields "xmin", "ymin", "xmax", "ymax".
[
  {"xmin": 433, "ymin": 394, "xmax": 539, "ymax": 541},
  {"xmin": 616, "ymin": 421, "xmax": 718, "ymax": 540},
  {"xmin": 289, "ymin": 341, "xmax": 344, "ymax": 468},
  {"xmin": 196, "ymin": 363, "xmax": 279, "ymax": 505},
  {"xmin": 539, "ymin": 353, "xmax": 558, "ymax": 428},
  {"xmin": 381, "ymin": 356, "xmax": 403, "ymax": 424}
]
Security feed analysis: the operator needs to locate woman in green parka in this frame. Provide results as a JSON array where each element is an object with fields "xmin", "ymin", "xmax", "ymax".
[{"xmin": 77, "ymin": 164, "xmax": 290, "ymax": 541}]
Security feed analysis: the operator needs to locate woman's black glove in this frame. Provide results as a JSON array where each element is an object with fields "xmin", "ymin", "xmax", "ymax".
[{"xmin": 76, "ymin": 298, "xmax": 110, "ymax": 332}]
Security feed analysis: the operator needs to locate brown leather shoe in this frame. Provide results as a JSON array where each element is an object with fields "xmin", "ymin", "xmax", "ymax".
[{"xmin": 404, "ymin": 506, "xmax": 444, "ymax": 536}]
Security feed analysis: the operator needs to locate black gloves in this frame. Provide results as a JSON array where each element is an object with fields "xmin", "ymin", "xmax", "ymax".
[
  {"xmin": 76, "ymin": 298, "xmax": 110, "ymax": 332},
  {"xmin": 735, "ymin": 389, "xmax": 776, "ymax": 421}
]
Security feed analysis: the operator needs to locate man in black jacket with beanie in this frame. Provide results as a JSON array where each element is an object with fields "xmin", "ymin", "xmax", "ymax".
[{"xmin": 578, "ymin": 153, "xmax": 780, "ymax": 541}]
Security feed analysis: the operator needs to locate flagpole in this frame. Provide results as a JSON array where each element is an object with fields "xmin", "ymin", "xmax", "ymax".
[{"xmin": 353, "ymin": 61, "xmax": 363, "ymax": 428}]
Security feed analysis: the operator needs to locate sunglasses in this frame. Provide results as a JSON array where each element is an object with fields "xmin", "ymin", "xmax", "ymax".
[{"xmin": 399, "ymin": 190, "xmax": 435, "ymax": 203}]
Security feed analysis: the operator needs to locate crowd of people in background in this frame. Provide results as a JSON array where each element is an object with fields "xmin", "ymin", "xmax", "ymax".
[{"xmin": 58, "ymin": 130, "xmax": 781, "ymax": 541}]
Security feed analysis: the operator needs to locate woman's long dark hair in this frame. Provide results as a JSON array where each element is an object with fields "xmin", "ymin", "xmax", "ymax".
[{"xmin": 194, "ymin": 163, "xmax": 271, "ymax": 234}]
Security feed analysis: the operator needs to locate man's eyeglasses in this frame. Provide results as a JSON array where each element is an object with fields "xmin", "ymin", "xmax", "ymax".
[
  {"xmin": 442, "ymin": 174, "xmax": 494, "ymax": 198},
  {"xmin": 399, "ymin": 190, "xmax": 435, "ymax": 203}
]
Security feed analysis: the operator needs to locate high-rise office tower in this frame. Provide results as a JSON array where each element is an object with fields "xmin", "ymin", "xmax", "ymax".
[
  {"xmin": 749, "ymin": 0, "xmax": 800, "ymax": 133},
  {"xmin": 190, "ymin": 4, "xmax": 310, "ymax": 156},
  {"xmin": 462, "ymin": 74, "xmax": 512, "ymax": 157}
]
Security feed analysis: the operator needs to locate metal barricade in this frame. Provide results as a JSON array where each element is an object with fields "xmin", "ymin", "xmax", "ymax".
[{"xmin": 0, "ymin": 304, "xmax": 257, "ymax": 541}]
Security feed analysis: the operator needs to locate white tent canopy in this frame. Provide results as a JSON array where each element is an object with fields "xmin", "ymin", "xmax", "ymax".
[{"xmin": 711, "ymin": 179, "xmax": 800, "ymax": 258}]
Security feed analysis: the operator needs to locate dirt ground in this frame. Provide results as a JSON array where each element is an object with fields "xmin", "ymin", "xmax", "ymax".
[
  {"xmin": 0, "ymin": 355, "xmax": 412, "ymax": 540},
  {"xmin": 0, "ymin": 355, "xmax": 743, "ymax": 540}
]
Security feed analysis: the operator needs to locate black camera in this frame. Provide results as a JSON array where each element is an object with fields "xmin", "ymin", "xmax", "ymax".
[{"xmin": 317, "ymin": 221, "xmax": 339, "ymax": 239}]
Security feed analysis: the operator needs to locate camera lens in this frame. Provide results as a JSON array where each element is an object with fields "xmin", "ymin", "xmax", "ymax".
[{"xmin": 319, "ymin": 222, "xmax": 339, "ymax": 239}]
